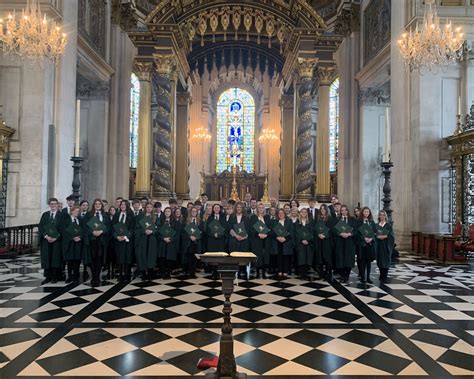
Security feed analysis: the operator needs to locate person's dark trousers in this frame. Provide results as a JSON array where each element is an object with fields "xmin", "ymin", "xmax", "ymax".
[{"xmin": 90, "ymin": 240, "xmax": 104, "ymax": 286}]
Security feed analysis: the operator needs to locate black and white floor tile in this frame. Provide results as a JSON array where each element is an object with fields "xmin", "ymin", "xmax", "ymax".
[{"xmin": 0, "ymin": 252, "xmax": 472, "ymax": 378}]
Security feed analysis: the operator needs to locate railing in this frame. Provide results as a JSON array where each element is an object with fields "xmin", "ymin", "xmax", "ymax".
[{"xmin": 0, "ymin": 224, "xmax": 39, "ymax": 256}]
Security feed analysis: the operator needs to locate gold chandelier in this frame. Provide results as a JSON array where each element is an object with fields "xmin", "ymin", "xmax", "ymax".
[
  {"xmin": 398, "ymin": 0, "xmax": 463, "ymax": 72},
  {"xmin": 0, "ymin": 0, "xmax": 67, "ymax": 62}
]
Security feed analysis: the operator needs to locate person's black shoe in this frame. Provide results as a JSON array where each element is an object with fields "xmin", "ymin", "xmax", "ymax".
[
  {"xmin": 211, "ymin": 272, "xmax": 219, "ymax": 281},
  {"xmin": 41, "ymin": 278, "xmax": 51, "ymax": 285},
  {"xmin": 367, "ymin": 278, "xmax": 373, "ymax": 284},
  {"xmin": 51, "ymin": 278, "xmax": 57, "ymax": 284}
]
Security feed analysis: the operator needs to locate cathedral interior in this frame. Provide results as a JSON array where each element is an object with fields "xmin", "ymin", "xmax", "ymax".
[{"xmin": 0, "ymin": 0, "xmax": 472, "ymax": 378}]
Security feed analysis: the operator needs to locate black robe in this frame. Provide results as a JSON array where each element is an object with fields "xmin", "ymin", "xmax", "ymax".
[
  {"xmin": 38, "ymin": 211, "xmax": 62, "ymax": 269},
  {"xmin": 334, "ymin": 217, "xmax": 357, "ymax": 269},
  {"xmin": 248, "ymin": 214, "xmax": 272, "ymax": 267},
  {"xmin": 205, "ymin": 214, "xmax": 228, "ymax": 252},
  {"xmin": 227, "ymin": 214, "xmax": 250, "ymax": 252}
]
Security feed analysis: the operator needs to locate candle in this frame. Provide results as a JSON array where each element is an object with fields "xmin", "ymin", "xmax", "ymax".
[
  {"xmin": 74, "ymin": 99, "xmax": 80, "ymax": 157},
  {"xmin": 384, "ymin": 107, "xmax": 391, "ymax": 162},
  {"xmin": 458, "ymin": 96, "xmax": 461, "ymax": 115}
]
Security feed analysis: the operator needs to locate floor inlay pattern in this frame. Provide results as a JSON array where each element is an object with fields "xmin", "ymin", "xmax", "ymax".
[{"xmin": 0, "ymin": 252, "xmax": 472, "ymax": 378}]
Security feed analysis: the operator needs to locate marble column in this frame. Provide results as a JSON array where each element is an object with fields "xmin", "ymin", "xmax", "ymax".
[
  {"xmin": 133, "ymin": 61, "xmax": 153, "ymax": 198},
  {"xmin": 152, "ymin": 54, "xmax": 175, "ymax": 199},
  {"xmin": 316, "ymin": 66, "xmax": 337, "ymax": 202},
  {"xmin": 175, "ymin": 91, "xmax": 190, "ymax": 199},
  {"xmin": 296, "ymin": 58, "xmax": 318, "ymax": 199},
  {"xmin": 279, "ymin": 93, "xmax": 295, "ymax": 201},
  {"xmin": 107, "ymin": 25, "xmax": 135, "ymax": 200}
]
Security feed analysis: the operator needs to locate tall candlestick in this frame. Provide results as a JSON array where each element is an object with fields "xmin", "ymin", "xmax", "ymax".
[
  {"xmin": 457, "ymin": 96, "xmax": 461, "ymax": 115},
  {"xmin": 384, "ymin": 107, "xmax": 391, "ymax": 162},
  {"xmin": 74, "ymin": 99, "xmax": 81, "ymax": 157}
]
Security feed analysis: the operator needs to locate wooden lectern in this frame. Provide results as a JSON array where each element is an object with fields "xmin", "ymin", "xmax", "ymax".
[{"xmin": 197, "ymin": 252, "xmax": 257, "ymax": 379}]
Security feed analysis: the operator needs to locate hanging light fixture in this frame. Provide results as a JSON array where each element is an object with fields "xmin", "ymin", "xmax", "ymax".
[
  {"xmin": 398, "ymin": 0, "xmax": 464, "ymax": 72},
  {"xmin": 0, "ymin": 0, "xmax": 67, "ymax": 63}
]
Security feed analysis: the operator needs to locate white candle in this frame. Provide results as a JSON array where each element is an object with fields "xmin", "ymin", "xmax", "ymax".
[
  {"xmin": 384, "ymin": 107, "xmax": 391, "ymax": 162},
  {"xmin": 74, "ymin": 99, "xmax": 80, "ymax": 157},
  {"xmin": 458, "ymin": 96, "xmax": 461, "ymax": 115}
]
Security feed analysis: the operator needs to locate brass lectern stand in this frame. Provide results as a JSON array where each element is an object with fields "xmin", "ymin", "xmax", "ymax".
[{"xmin": 197, "ymin": 253, "xmax": 257, "ymax": 379}]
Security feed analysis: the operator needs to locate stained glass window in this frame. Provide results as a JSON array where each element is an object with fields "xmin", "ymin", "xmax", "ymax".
[
  {"xmin": 216, "ymin": 88, "xmax": 255, "ymax": 173},
  {"xmin": 130, "ymin": 73, "xmax": 140, "ymax": 169},
  {"xmin": 329, "ymin": 78, "xmax": 340, "ymax": 173}
]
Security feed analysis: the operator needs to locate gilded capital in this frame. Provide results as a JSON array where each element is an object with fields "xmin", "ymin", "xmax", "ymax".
[
  {"xmin": 318, "ymin": 66, "xmax": 338, "ymax": 86},
  {"xmin": 297, "ymin": 57, "xmax": 318, "ymax": 79},
  {"xmin": 153, "ymin": 54, "xmax": 176, "ymax": 75},
  {"xmin": 133, "ymin": 61, "xmax": 153, "ymax": 81}
]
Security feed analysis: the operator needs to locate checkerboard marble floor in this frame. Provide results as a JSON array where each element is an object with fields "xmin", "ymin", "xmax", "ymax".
[{"xmin": 0, "ymin": 252, "xmax": 472, "ymax": 378}]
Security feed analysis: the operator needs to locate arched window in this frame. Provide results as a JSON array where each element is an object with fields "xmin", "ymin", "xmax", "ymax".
[
  {"xmin": 216, "ymin": 88, "xmax": 255, "ymax": 173},
  {"xmin": 329, "ymin": 78, "xmax": 339, "ymax": 173},
  {"xmin": 129, "ymin": 73, "xmax": 140, "ymax": 168}
]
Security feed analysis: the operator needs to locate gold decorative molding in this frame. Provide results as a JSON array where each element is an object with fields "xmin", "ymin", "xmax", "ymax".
[
  {"xmin": 153, "ymin": 54, "xmax": 176, "ymax": 75},
  {"xmin": 297, "ymin": 57, "xmax": 318, "ymax": 78},
  {"xmin": 133, "ymin": 61, "xmax": 153, "ymax": 81},
  {"xmin": 318, "ymin": 66, "xmax": 338, "ymax": 86}
]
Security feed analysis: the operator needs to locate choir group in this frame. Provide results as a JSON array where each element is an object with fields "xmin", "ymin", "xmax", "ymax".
[{"xmin": 38, "ymin": 193, "xmax": 395, "ymax": 287}]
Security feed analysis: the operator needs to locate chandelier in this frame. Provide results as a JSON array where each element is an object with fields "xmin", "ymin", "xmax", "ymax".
[
  {"xmin": 0, "ymin": 0, "xmax": 67, "ymax": 62},
  {"xmin": 397, "ymin": 0, "xmax": 463, "ymax": 72}
]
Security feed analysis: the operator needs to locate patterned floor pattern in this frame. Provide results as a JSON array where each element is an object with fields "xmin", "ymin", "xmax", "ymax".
[{"xmin": 0, "ymin": 252, "xmax": 472, "ymax": 378}]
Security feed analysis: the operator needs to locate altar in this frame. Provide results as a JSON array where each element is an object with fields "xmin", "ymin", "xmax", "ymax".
[{"xmin": 203, "ymin": 169, "xmax": 266, "ymax": 201}]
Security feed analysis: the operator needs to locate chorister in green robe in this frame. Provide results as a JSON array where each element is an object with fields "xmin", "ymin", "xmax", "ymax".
[
  {"xmin": 158, "ymin": 219, "xmax": 179, "ymax": 262},
  {"xmin": 205, "ymin": 214, "xmax": 228, "ymax": 252},
  {"xmin": 314, "ymin": 217, "xmax": 335, "ymax": 275},
  {"xmin": 294, "ymin": 220, "xmax": 314, "ymax": 267},
  {"xmin": 39, "ymin": 210, "xmax": 62, "ymax": 272},
  {"xmin": 271, "ymin": 218, "xmax": 294, "ymax": 256},
  {"xmin": 227, "ymin": 214, "xmax": 250, "ymax": 252},
  {"xmin": 334, "ymin": 217, "xmax": 357, "ymax": 273},
  {"xmin": 60, "ymin": 216, "xmax": 83, "ymax": 262},
  {"xmin": 375, "ymin": 222, "xmax": 395, "ymax": 280},
  {"xmin": 112, "ymin": 212, "xmax": 135, "ymax": 265},
  {"xmin": 248, "ymin": 214, "xmax": 272, "ymax": 268},
  {"xmin": 134, "ymin": 214, "xmax": 158, "ymax": 273},
  {"xmin": 355, "ymin": 220, "xmax": 377, "ymax": 262},
  {"xmin": 181, "ymin": 220, "xmax": 205, "ymax": 256}
]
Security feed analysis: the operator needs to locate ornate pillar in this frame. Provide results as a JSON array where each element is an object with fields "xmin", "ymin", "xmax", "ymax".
[
  {"xmin": 0, "ymin": 118, "xmax": 14, "ymax": 228},
  {"xmin": 175, "ymin": 91, "xmax": 191, "ymax": 199},
  {"xmin": 316, "ymin": 66, "xmax": 337, "ymax": 202},
  {"xmin": 279, "ymin": 93, "xmax": 295, "ymax": 201},
  {"xmin": 296, "ymin": 57, "xmax": 318, "ymax": 199},
  {"xmin": 152, "ymin": 54, "xmax": 175, "ymax": 199},
  {"xmin": 133, "ymin": 60, "xmax": 153, "ymax": 198}
]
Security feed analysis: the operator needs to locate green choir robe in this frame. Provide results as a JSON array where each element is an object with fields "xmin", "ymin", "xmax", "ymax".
[
  {"xmin": 355, "ymin": 220, "xmax": 377, "ymax": 262},
  {"xmin": 181, "ymin": 221, "xmax": 205, "ymax": 257},
  {"xmin": 375, "ymin": 222, "xmax": 395, "ymax": 269},
  {"xmin": 248, "ymin": 214, "xmax": 272, "ymax": 267},
  {"xmin": 134, "ymin": 215, "xmax": 158, "ymax": 271},
  {"xmin": 334, "ymin": 217, "xmax": 357, "ymax": 269},
  {"xmin": 205, "ymin": 215, "xmax": 228, "ymax": 252},
  {"xmin": 112, "ymin": 212, "xmax": 135, "ymax": 265},
  {"xmin": 38, "ymin": 211, "xmax": 62, "ymax": 269},
  {"xmin": 82, "ymin": 212, "xmax": 111, "ymax": 266},
  {"xmin": 60, "ymin": 216, "xmax": 83, "ymax": 261},
  {"xmin": 294, "ymin": 221, "xmax": 314, "ymax": 266},
  {"xmin": 227, "ymin": 214, "xmax": 250, "ymax": 252},
  {"xmin": 271, "ymin": 218, "xmax": 294, "ymax": 256},
  {"xmin": 314, "ymin": 217, "xmax": 334, "ymax": 267},
  {"xmin": 158, "ymin": 220, "xmax": 179, "ymax": 261}
]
